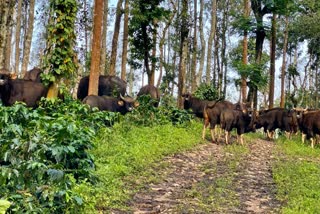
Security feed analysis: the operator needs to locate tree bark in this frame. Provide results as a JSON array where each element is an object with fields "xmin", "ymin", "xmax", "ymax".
[
  {"xmin": 88, "ymin": 0, "xmax": 104, "ymax": 95},
  {"xmin": 157, "ymin": 0, "xmax": 176, "ymax": 88},
  {"xmin": 190, "ymin": 0, "xmax": 198, "ymax": 92},
  {"xmin": 205, "ymin": 0, "xmax": 217, "ymax": 84},
  {"xmin": 121, "ymin": 0, "xmax": 129, "ymax": 80},
  {"xmin": 241, "ymin": 0, "xmax": 249, "ymax": 104},
  {"xmin": 109, "ymin": 0, "xmax": 123, "ymax": 76},
  {"xmin": 280, "ymin": 15, "xmax": 289, "ymax": 108},
  {"xmin": 197, "ymin": 0, "xmax": 205, "ymax": 85},
  {"xmin": 100, "ymin": 0, "xmax": 109, "ymax": 75},
  {"xmin": 268, "ymin": 13, "xmax": 276, "ymax": 109},
  {"xmin": 15, "ymin": 0, "xmax": 23, "ymax": 74},
  {"xmin": 21, "ymin": 0, "xmax": 35, "ymax": 76},
  {"xmin": 177, "ymin": 0, "xmax": 189, "ymax": 108},
  {"xmin": 0, "ymin": 0, "xmax": 11, "ymax": 68}
]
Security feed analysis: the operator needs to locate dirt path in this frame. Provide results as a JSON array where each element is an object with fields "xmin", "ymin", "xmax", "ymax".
[{"xmin": 113, "ymin": 139, "xmax": 281, "ymax": 213}]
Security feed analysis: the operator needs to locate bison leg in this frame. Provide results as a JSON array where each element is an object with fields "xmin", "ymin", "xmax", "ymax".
[
  {"xmin": 311, "ymin": 137, "xmax": 315, "ymax": 149},
  {"xmin": 285, "ymin": 131, "xmax": 290, "ymax": 139},
  {"xmin": 210, "ymin": 128, "xmax": 216, "ymax": 143},
  {"xmin": 225, "ymin": 131, "xmax": 230, "ymax": 145},
  {"xmin": 301, "ymin": 133, "xmax": 306, "ymax": 144},
  {"xmin": 202, "ymin": 119, "xmax": 210, "ymax": 140},
  {"xmin": 237, "ymin": 134, "xmax": 244, "ymax": 145}
]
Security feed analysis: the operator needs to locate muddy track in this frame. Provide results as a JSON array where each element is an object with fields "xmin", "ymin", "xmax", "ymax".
[{"xmin": 112, "ymin": 139, "xmax": 281, "ymax": 213}]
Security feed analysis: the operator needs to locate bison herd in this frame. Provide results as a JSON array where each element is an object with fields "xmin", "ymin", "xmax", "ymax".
[
  {"xmin": 183, "ymin": 93, "xmax": 320, "ymax": 149},
  {"xmin": 0, "ymin": 68, "xmax": 319, "ymax": 148}
]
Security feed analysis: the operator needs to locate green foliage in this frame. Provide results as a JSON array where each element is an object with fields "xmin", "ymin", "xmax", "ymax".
[
  {"xmin": 129, "ymin": 0, "xmax": 170, "ymax": 70},
  {"xmin": 0, "ymin": 100, "xmax": 118, "ymax": 213},
  {"xmin": 125, "ymin": 95, "xmax": 193, "ymax": 127},
  {"xmin": 193, "ymin": 82, "xmax": 221, "ymax": 100},
  {"xmin": 273, "ymin": 136, "xmax": 320, "ymax": 213},
  {"xmin": 0, "ymin": 200, "xmax": 10, "ymax": 214},
  {"xmin": 42, "ymin": 0, "xmax": 78, "ymax": 86}
]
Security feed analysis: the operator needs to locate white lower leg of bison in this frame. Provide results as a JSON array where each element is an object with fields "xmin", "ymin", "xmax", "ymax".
[
  {"xmin": 285, "ymin": 131, "xmax": 290, "ymax": 139},
  {"xmin": 240, "ymin": 134, "xmax": 244, "ymax": 145},
  {"xmin": 311, "ymin": 138, "xmax": 314, "ymax": 149},
  {"xmin": 302, "ymin": 133, "xmax": 306, "ymax": 144},
  {"xmin": 210, "ymin": 129, "xmax": 215, "ymax": 143},
  {"xmin": 225, "ymin": 131, "xmax": 230, "ymax": 145},
  {"xmin": 202, "ymin": 124, "xmax": 206, "ymax": 140}
]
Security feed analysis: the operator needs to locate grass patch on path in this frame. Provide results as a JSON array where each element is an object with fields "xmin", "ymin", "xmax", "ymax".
[{"xmin": 273, "ymin": 135, "xmax": 320, "ymax": 213}]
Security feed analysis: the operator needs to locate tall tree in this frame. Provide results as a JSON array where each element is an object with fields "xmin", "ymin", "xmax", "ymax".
[
  {"xmin": 268, "ymin": 12, "xmax": 276, "ymax": 108},
  {"xmin": 43, "ymin": 0, "xmax": 78, "ymax": 98},
  {"xmin": 190, "ymin": 0, "xmax": 198, "ymax": 92},
  {"xmin": 241, "ymin": 0, "xmax": 250, "ymax": 104},
  {"xmin": 197, "ymin": 0, "xmax": 205, "ymax": 85},
  {"xmin": 177, "ymin": 0, "xmax": 189, "ymax": 107},
  {"xmin": 109, "ymin": 0, "xmax": 123, "ymax": 76},
  {"xmin": 129, "ymin": 0, "xmax": 168, "ymax": 85},
  {"xmin": 100, "ymin": 0, "xmax": 109, "ymax": 75},
  {"xmin": 280, "ymin": 15, "xmax": 289, "ymax": 108},
  {"xmin": 0, "ymin": 0, "xmax": 13, "ymax": 68},
  {"xmin": 14, "ymin": 0, "xmax": 23, "ymax": 73},
  {"xmin": 89, "ymin": 0, "xmax": 104, "ymax": 95},
  {"xmin": 121, "ymin": 0, "xmax": 129, "ymax": 80},
  {"xmin": 205, "ymin": 0, "xmax": 217, "ymax": 84},
  {"xmin": 21, "ymin": 0, "xmax": 35, "ymax": 76}
]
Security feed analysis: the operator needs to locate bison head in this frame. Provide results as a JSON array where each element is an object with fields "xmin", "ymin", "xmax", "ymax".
[{"xmin": 119, "ymin": 94, "xmax": 139, "ymax": 112}]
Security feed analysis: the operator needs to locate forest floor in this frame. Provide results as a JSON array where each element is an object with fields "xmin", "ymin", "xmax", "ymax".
[{"xmin": 111, "ymin": 137, "xmax": 282, "ymax": 213}]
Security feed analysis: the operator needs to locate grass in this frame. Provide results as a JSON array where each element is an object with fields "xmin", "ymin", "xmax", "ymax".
[
  {"xmin": 76, "ymin": 120, "xmax": 205, "ymax": 212},
  {"xmin": 273, "ymin": 134, "xmax": 320, "ymax": 213}
]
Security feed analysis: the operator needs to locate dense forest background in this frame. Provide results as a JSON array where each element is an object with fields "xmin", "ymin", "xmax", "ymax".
[{"xmin": 0, "ymin": 0, "xmax": 320, "ymax": 109}]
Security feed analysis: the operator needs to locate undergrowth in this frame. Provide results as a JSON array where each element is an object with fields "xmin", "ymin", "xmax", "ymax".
[{"xmin": 273, "ymin": 135, "xmax": 320, "ymax": 213}]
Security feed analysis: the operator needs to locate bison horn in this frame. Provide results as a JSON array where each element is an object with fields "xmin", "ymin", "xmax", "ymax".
[{"xmin": 120, "ymin": 94, "xmax": 125, "ymax": 100}]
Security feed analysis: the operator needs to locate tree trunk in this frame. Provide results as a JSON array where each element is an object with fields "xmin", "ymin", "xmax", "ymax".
[
  {"xmin": 15, "ymin": 0, "xmax": 23, "ymax": 74},
  {"xmin": 21, "ymin": 0, "xmax": 35, "ymax": 76},
  {"xmin": 268, "ymin": 13, "xmax": 276, "ymax": 109},
  {"xmin": 0, "ymin": 0, "xmax": 11, "ymax": 68},
  {"xmin": 190, "ymin": 0, "xmax": 197, "ymax": 93},
  {"xmin": 157, "ymin": 1, "xmax": 176, "ymax": 88},
  {"xmin": 197, "ymin": 0, "xmax": 205, "ymax": 85},
  {"xmin": 109, "ymin": 0, "xmax": 123, "ymax": 76},
  {"xmin": 100, "ymin": 0, "xmax": 109, "ymax": 75},
  {"xmin": 150, "ymin": 19, "xmax": 157, "ymax": 85},
  {"xmin": 88, "ymin": 0, "xmax": 104, "ymax": 95},
  {"xmin": 121, "ymin": 0, "xmax": 129, "ymax": 80},
  {"xmin": 4, "ymin": 18, "xmax": 13, "ymax": 70},
  {"xmin": 205, "ymin": 0, "xmax": 217, "ymax": 84},
  {"xmin": 177, "ymin": 0, "xmax": 189, "ymax": 108},
  {"xmin": 241, "ymin": 0, "xmax": 249, "ymax": 104},
  {"xmin": 280, "ymin": 15, "xmax": 289, "ymax": 108}
]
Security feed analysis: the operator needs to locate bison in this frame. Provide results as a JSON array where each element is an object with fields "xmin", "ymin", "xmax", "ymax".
[
  {"xmin": 82, "ymin": 94, "xmax": 139, "ymax": 115},
  {"xmin": 220, "ymin": 109, "xmax": 256, "ymax": 145},
  {"xmin": 23, "ymin": 67, "xmax": 43, "ymax": 82},
  {"xmin": 182, "ymin": 93, "xmax": 215, "ymax": 118},
  {"xmin": 77, "ymin": 75, "xmax": 127, "ymax": 100},
  {"xmin": 202, "ymin": 100, "xmax": 239, "ymax": 142},
  {"xmin": 254, "ymin": 108, "xmax": 298, "ymax": 139},
  {"xmin": 0, "ymin": 72, "xmax": 47, "ymax": 108},
  {"xmin": 298, "ymin": 110, "xmax": 320, "ymax": 148},
  {"xmin": 137, "ymin": 85, "xmax": 161, "ymax": 107}
]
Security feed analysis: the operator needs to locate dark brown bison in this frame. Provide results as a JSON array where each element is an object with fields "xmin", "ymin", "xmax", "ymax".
[
  {"xmin": 137, "ymin": 85, "xmax": 161, "ymax": 107},
  {"xmin": 220, "ymin": 109, "xmax": 256, "ymax": 145},
  {"xmin": 298, "ymin": 110, "xmax": 320, "ymax": 148},
  {"xmin": 23, "ymin": 67, "xmax": 43, "ymax": 82},
  {"xmin": 182, "ymin": 93, "xmax": 214, "ymax": 118},
  {"xmin": 0, "ymin": 72, "xmax": 47, "ymax": 108},
  {"xmin": 82, "ymin": 94, "xmax": 139, "ymax": 115},
  {"xmin": 202, "ymin": 100, "xmax": 241, "ymax": 143},
  {"xmin": 77, "ymin": 75, "xmax": 127, "ymax": 100},
  {"xmin": 255, "ymin": 108, "xmax": 298, "ymax": 139}
]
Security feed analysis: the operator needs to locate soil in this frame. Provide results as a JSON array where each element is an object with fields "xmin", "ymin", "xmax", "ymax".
[{"xmin": 111, "ymin": 138, "xmax": 282, "ymax": 213}]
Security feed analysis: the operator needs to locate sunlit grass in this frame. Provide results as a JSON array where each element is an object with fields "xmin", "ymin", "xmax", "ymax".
[{"xmin": 273, "ymin": 134, "xmax": 320, "ymax": 213}]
